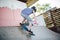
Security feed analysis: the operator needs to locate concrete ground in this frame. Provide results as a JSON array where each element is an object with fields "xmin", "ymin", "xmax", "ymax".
[
  {"xmin": 0, "ymin": 16, "xmax": 60, "ymax": 40},
  {"xmin": 0, "ymin": 26, "xmax": 60, "ymax": 40}
]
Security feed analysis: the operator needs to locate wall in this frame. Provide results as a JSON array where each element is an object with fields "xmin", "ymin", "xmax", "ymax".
[{"xmin": 0, "ymin": 0, "xmax": 27, "ymax": 27}]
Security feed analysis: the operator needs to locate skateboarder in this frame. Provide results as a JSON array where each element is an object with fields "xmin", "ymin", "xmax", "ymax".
[{"xmin": 21, "ymin": 6, "xmax": 37, "ymax": 30}]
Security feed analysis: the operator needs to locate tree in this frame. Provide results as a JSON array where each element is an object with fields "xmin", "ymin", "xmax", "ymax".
[{"xmin": 35, "ymin": 3, "xmax": 51, "ymax": 13}]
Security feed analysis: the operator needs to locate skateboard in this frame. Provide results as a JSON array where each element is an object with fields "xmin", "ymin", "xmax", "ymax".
[
  {"xmin": 20, "ymin": 23, "xmax": 35, "ymax": 36},
  {"xmin": 26, "ymin": 30, "xmax": 35, "ymax": 37}
]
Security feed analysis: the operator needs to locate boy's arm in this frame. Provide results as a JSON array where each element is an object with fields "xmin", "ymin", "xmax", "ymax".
[
  {"xmin": 33, "ymin": 12, "xmax": 38, "ymax": 25},
  {"xmin": 33, "ymin": 11, "xmax": 36, "ymax": 18}
]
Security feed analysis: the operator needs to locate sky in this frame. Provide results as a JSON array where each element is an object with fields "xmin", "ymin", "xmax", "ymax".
[{"xmin": 30, "ymin": 0, "xmax": 60, "ymax": 8}]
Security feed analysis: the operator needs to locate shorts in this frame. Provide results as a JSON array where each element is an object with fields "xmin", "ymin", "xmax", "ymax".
[{"xmin": 21, "ymin": 13, "xmax": 32, "ymax": 24}]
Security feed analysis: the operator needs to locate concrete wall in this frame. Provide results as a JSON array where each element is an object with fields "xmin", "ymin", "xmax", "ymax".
[
  {"xmin": 0, "ymin": 0, "xmax": 27, "ymax": 27},
  {"xmin": 0, "ymin": 7, "xmax": 24, "ymax": 26}
]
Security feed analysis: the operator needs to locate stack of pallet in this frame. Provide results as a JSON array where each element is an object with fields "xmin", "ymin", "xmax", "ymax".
[
  {"xmin": 50, "ymin": 8, "xmax": 60, "ymax": 27},
  {"xmin": 43, "ymin": 12, "xmax": 53, "ymax": 28},
  {"xmin": 43, "ymin": 7, "xmax": 60, "ymax": 29}
]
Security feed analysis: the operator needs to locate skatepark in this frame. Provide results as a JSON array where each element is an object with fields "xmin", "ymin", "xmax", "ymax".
[{"xmin": 0, "ymin": 0, "xmax": 60, "ymax": 40}]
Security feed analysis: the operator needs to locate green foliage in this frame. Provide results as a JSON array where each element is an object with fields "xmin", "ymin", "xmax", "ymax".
[{"xmin": 35, "ymin": 3, "xmax": 51, "ymax": 13}]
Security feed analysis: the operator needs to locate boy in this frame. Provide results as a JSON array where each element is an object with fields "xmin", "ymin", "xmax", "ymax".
[{"xmin": 21, "ymin": 6, "xmax": 37, "ymax": 29}]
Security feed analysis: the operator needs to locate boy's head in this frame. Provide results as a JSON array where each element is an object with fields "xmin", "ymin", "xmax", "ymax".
[{"xmin": 31, "ymin": 6, "xmax": 36, "ymax": 12}]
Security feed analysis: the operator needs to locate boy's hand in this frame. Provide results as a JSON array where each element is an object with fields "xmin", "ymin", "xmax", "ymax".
[{"xmin": 33, "ymin": 19, "xmax": 38, "ymax": 25}]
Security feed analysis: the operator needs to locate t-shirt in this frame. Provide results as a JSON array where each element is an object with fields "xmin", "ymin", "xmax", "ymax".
[{"xmin": 21, "ymin": 8, "xmax": 33, "ymax": 16}]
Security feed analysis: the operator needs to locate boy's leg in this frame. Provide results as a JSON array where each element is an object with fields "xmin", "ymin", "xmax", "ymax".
[
  {"xmin": 22, "ymin": 18, "xmax": 26, "ymax": 23},
  {"xmin": 21, "ymin": 13, "xmax": 33, "ymax": 31},
  {"xmin": 22, "ymin": 24, "xmax": 32, "ymax": 32},
  {"xmin": 22, "ymin": 25, "xmax": 29, "ymax": 31},
  {"xmin": 21, "ymin": 13, "xmax": 33, "ymax": 29},
  {"xmin": 21, "ymin": 13, "xmax": 27, "ymax": 23}
]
